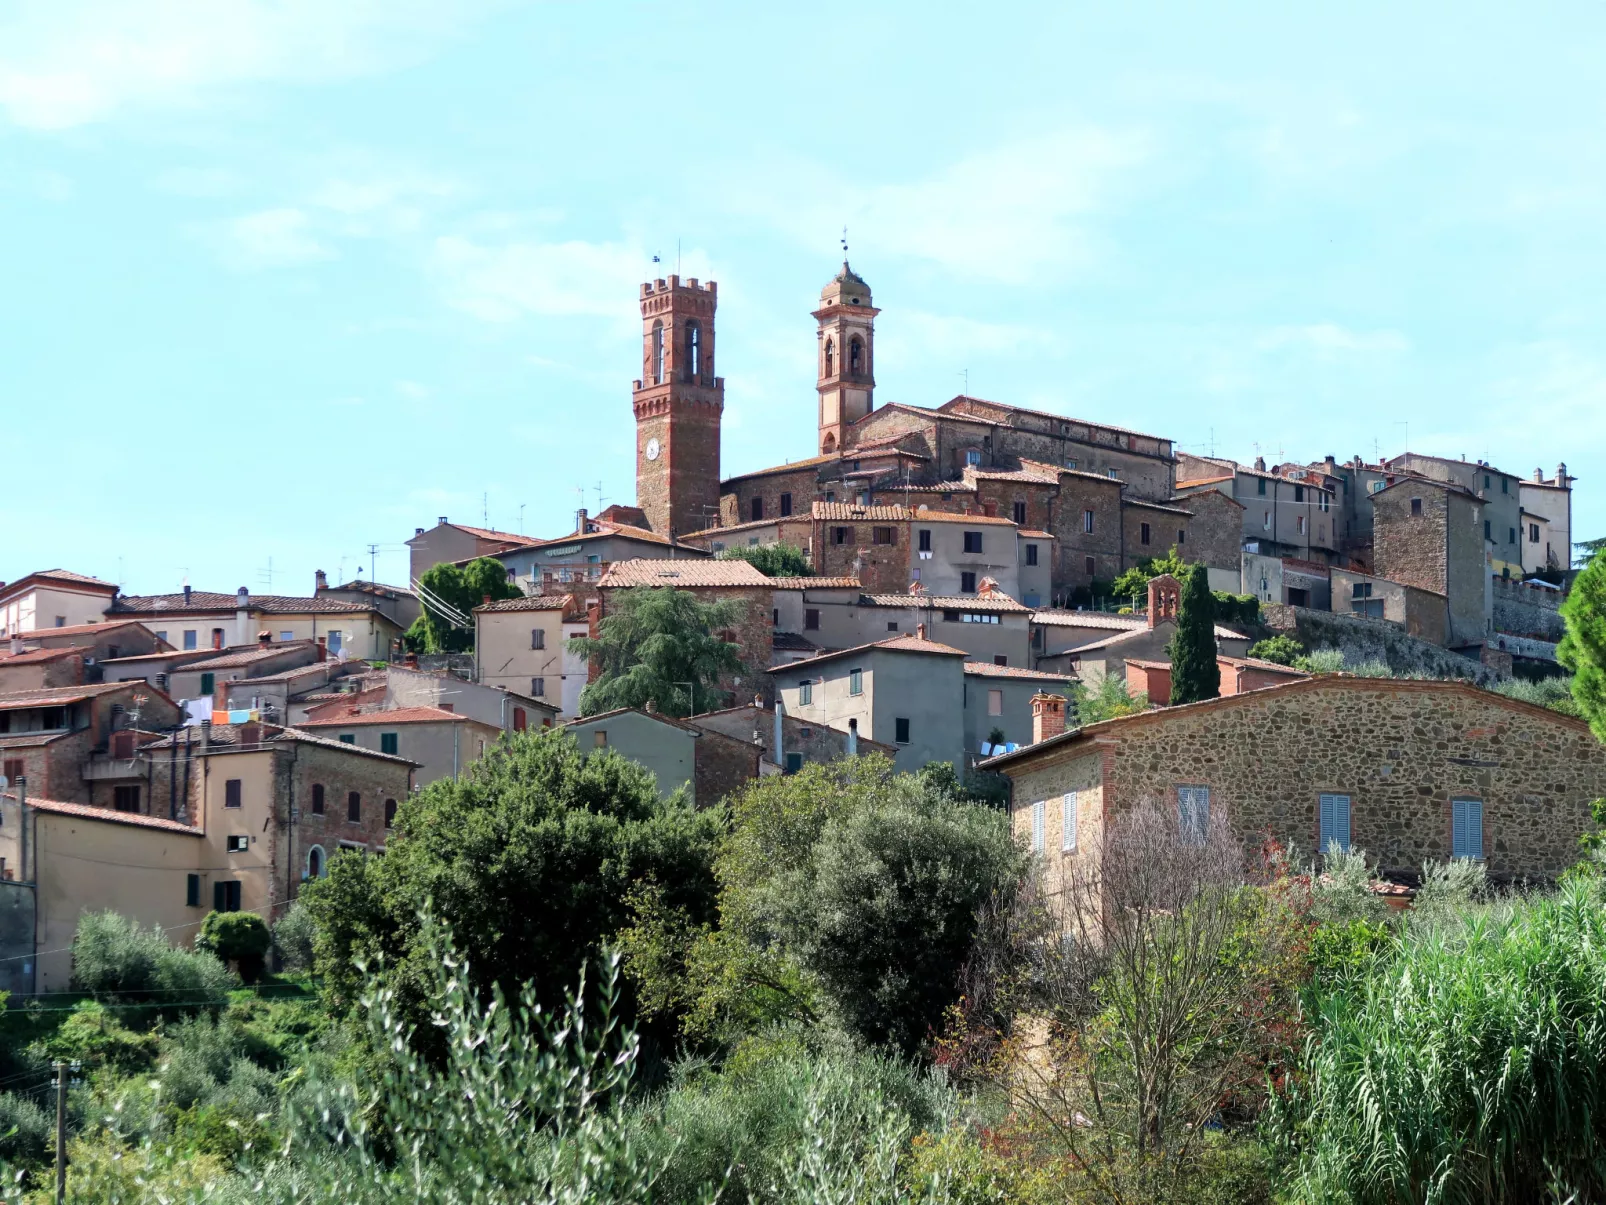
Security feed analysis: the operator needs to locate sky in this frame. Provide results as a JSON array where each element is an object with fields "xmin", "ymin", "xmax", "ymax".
[{"xmin": 2, "ymin": 1, "xmax": 1604, "ymax": 596}]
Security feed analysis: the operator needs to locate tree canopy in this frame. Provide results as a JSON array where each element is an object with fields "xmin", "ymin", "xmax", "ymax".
[
  {"xmin": 405, "ymin": 556, "xmax": 520, "ymax": 653},
  {"xmin": 1560, "ymin": 548, "xmax": 1606, "ymax": 741},
  {"xmin": 567, "ymin": 585, "xmax": 746, "ymax": 717},
  {"xmin": 715, "ymin": 542, "xmax": 812, "ymax": 577},
  {"xmin": 1112, "ymin": 546, "xmax": 1188, "ymax": 602},
  {"xmin": 1169, "ymin": 562, "xmax": 1221, "ymax": 705}
]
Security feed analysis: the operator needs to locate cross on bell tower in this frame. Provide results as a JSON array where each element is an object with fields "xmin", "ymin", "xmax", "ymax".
[{"xmin": 814, "ymin": 249, "xmax": 878, "ymax": 455}]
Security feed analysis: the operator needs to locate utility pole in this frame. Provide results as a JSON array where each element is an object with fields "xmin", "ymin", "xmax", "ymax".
[{"xmin": 54, "ymin": 1059, "xmax": 78, "ymax": 1203}]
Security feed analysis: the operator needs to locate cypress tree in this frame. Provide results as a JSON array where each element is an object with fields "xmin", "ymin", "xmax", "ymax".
[
  {"xmin": 1560, "ymin": 547, "xmax": 1606, "ymax": 741},
  {"xmin": 1168, "ymin": 563, "xmax": 1220, "ymax": 705}
]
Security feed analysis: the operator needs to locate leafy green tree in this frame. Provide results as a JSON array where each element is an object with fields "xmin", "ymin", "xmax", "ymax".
[
  {"xmin": 568, "ymin": 585, "xmax": 745, "ymax": 717},
  {"xmin": 1247, "ymin": 634, "xmax": 1304, "ymax": 666},
  {"xmin": 1111, "ymin": 545, "xmax": 1189, "ymax": 602},
  {"xmin": 1560, "ymin": 548, "xmax": 1606, "ymax": 741},
  {"xmin": 301, "ymin": 727, "xmax": 722, "ymax": 1052},
  {"xmin": 716, "ymin": 542, "xmax": 813, "ymax": 577},
  {"xmin": 1575, "ymin": 535, "xmax": 1606, "ymax": 567},
  {"xmin": 1168, "ymin": 563, "xmax": 1220, "ymax": 705},
  {"xmin": 196, "ymin": 911, "xmax": 272, "ymax": 983},
  {"xmin": 404, "ymin": 556, "xmax": 520, "ymax": 653},
  {"xmin": 1073, "ymin": 673, "xmax": 1148, "ymax": 723}
]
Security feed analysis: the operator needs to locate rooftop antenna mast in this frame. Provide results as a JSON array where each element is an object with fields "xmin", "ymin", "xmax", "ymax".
[
  {"xmin": 841, "ymin": 226, "xmax": 848, "ymax": 263},
  {"xmin": 366, "ymin": 543, "xmax": 380, "ymax": 583},
  {"xmin": 257, "ymin": 557, "xmax": 275, "ymax": 591},
  {"xmin": 518, "ymin": 504, "xmax": 526, "ymax": 535}
]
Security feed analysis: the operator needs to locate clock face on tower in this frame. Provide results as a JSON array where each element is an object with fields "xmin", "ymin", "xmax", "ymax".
[{"xmin": 645, "ymin": 437, "xmax": 660, "ymax": 462}]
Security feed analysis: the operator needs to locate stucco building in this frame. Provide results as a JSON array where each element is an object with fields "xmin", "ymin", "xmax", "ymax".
[{"xmin": 0, "ymin": 570, "xmax": 120, "ymax": 638}]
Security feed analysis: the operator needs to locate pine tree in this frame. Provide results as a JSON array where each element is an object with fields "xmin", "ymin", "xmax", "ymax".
[
  {"xmin": 1168, "ymin": 563, "xmax": 1220, "ymax": 705},
  {"xmin": 1560, "ymin": 548, "xmax": 1606, "ymax": 741},
  {"xmin": 567, "ymin": 586, "xmax": 745, "ymax": 717}
]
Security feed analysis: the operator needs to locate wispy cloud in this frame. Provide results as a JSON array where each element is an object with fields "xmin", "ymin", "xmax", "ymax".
[
  {"xmin": 218, "ymin": 207, "xmax": 330, "ymax": 268},
  {"xmin": 430, "ymin": 235, "xmax": 675, "ymax": 322},
  {"xmin": 731, "ymin": 126, "xmax": 1150, "ymax": 284},
  {"xmin": 0, "ymin": 0, "xmax": 498, "ymax": 130},
  {"xmin": 1257, "ymin": 323, "xmax": 1410, "ymax": 355}
]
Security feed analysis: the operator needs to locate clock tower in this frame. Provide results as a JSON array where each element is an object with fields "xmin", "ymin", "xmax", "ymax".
[{"xmin": 632, "ymin": 275, "xmax": 723, "ymax": 537}]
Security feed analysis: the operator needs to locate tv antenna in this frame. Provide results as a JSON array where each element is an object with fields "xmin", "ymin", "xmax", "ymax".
[
  {"xmin": 256, "ymin": 557, "xmax": 275, "ymax": 591},
  {"xmin": 841, "ymin": 225, "xmax": 848, "ymax": 262}
]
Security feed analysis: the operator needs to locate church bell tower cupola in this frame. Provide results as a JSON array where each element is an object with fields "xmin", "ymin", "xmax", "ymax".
[
  {"xmin": 632, "ymin": 276, "xmax": 723, "ymax": 537},
  {"xmin": 815, "ymin": 257, "xmax": 878, "ymax": 454}
]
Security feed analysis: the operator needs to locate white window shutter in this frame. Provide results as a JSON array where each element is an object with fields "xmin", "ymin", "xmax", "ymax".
[
  {"xmin": 1062, "ymin": 791, "xmax": 1077, "ymax": 852},
  {"xmin": 1032, "ymin": 800, "xmax": 1045, "ymax": 853}
]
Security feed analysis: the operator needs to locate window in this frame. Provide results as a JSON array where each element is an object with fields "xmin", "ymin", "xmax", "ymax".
[
  {"xmin": 832, "ymin": 526, "xmax": 854, "ymax": 545},
  {"xmin": 849, "ymin": 668, "xmax": 863, "ymax": 696},
  {"xmin": 380, "ymin": 733, "xmax": 399, "ymax": 756},
  {"xmin": 1294, "ymin": 485, "xmax": 1305, "ymax": 503},
  {"xmin": 652, "ymin": 320, "xmax": 665, "ymax": 383},
  {"xmin": 849, "ymin": 337, "xmax": 863, "ymax": 374},
  {"xmin": 1177, "ymin": 785, "xmax": 1210, "ymax": 844},
  {"xmin": 226, "ymin": 834, "xmax": 248, "ymax": 853},
  {"xmin": 183, "ymin": 630, "xmax": 197, "ymax": 650},
  {"xmin": 987, "ymin": 689, "xmax": 1003, "ymax": 716},
  {"xmin": 1062, "ymin": 791, "xmax": 1078, "ymax": 852},
  {"xmin": 751, "ymin": 496, "xmax": 764, "ymax": 521},
  {"xmin": 347, "ymin": 791, "xmax": 361, "ymax": 822},
  {"xmin": 1106, "ymin": 468, "xmax": 1118, "ymax": 479},
  {"xmin": 306, "ymin": 846, "xmax": 325, "ymax": 880},
  {"xmin": 3, "ymin": 759, "xmax": 23, "ymax": 784},
  {"xmin": 1013, "ymin": 501, "xmax": 1027, "ymax": 525},
  {"xmin": 199, "ymin": 672, "xmax": 215, "ymax": 696},
  {"xmin": 1319, "ymin": 494, "xmax": 1330, "ymax": 513},
  {"xmin": 824, "ymin": 338, "xmax": 835, "ymax": 376},
  {"xmin": 1410, "ymin": 497, "xmax": 1422, "ymax": 516},
  {"xmin": 785, "ymin": 751, "xmax": 803, "ymax": 773},
  {"xmin": 1508, "ymin": 527, "xmax": 1516, "ymax": 545},
  {"xmin": 512, "ymin": 707, "xmax": 527, "ymax": 732},
  {"xmin": 384, "ymin": 798, "xmax": 397, "ymax": 828},
  {"xmin": 918, "ymin": 529, "xmax": 932, "ymax": 552},
  {"xmin": 1297, "ymin": 515, "xmax": 1307, "ymax": 535},
  {"xmin": 224, "ymin": 778, "xmax": 242, "ymax": 808},
  {"xmin": 1483, "ymin": 519, "xmax": 1492, "ymax": 541},
  {"xmin": 1257, "ymin": 478, "xmax": 1267, "ymax": 496},
  {"xmin": 113, "ymin": 785, "xmax": 140, "ymax": 812},
  {"xmin": 1140, "ymin": 522, "xmax": 1151, "ymax": 546},
  {"xmin": 311, "ymin": 784, "xmax": 325, "ymax": 815},
  {"xmin": 887, "ymin": 622, "xmax": 899, "ymax": 632},
  {"xmin": 1530, "ymin": 523, "xmax": 1540, "ymax": 542},
  {"xmin": 1085, "ymin": 556, "xmax": 1096, "ymax": 576},
  {"xmin": 532, "ymin": 677, "xmax": 545, "ymax": 697},
  {"xmin": 531, "ymin": 628, "xmax": 545, "ymax": 650},
  {"xmin": 213, "ymin": 880, "xmax": 242, "ymax": 912},
  {"xmin": 594, "ymin": 731, "xmax": 608, "ymax": 748},
  {"xmin": 186, "ymin": 873, "xmax": 200, "ymax": 907},
  {"xmin": 780, "ymin": 492, "xmax": 792, "ymax": 517},
  {"xmin": 1025, "ymin": 543, "xmax": 1038, "ymax": 566},
  {"xmin": 1178, "ymin": 529, "xmax": 1186, "ymax": 545},
  {"xmin": 895, "ymin": 717, "xmax": 910, "ymax": 744},
  {"xmin": 211, "ymin": 628, "xmax": 225, "ymax": 648},
  {"xmin": 993, "ymin": 654, "xmax": 1008, "ymax": 666},
  {"xmin": 963, "ymin": 531, "xmax": 983, "ymax": 553},
  {"xmin": 804, "ymin": 608, "xmax": 820, "ymax": 631},
  {"xmin": 328, "ymin": 631, "xmax": 343, "ymax": 656},
  {"xmin": 943, "ymin": 610, "xmax": 960, "ymax": 622},
  {"xmin": 338, "ymin": 734, "xmax": 355, "ymax": 745},
  {"xmin": 1031, "ymin": 799, "xmax": 1045, "ymax": 853},
  {"xmin": 1352, "ymin": 581, "xmax": 1373, "ymax": 598},
  {"xmin": 961, "ymin": 572, "xmax": 977, "ymax": 593},
  {"xmin": 1082, "ymin": 509, "xmax": 1094, "ymax": 534},
  {"xmin": 1483, "ymin": 473, "xmax": 1491, "ymax": 489},
  {"xmin": 686, "ymin": 319, "xmax": 702, "ymax": 379},
  {"xmin": 799, "ymin": 680, "xmax": 813, "ymax": 705},
  {"xmin": 872, "ymin": 526, "xmax": 895, "ymax": 545},
  {"xmin": 1452, "ymin": 799, "xmax": 1484, "ymax": 859},
  {"xmin": 966, "ymin": 449, "xmax": 982, "ymax": 467},
  {"xmin": 1370, "ymin": 480, "xmax": 1385, "ymax": 494},
  {"xmin": 1319, "ymin": 793, "xmax": 1351, "ymax": 853},
  {"xmin": 1064, "ymin": 458, "xmax": 1078, "ymax": 470}
]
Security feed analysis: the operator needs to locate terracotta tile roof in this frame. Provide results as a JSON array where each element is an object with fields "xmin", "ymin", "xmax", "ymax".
[
  {"xmin": 6, "ymin": 619, "xmax": 155, "ymax": 641},
  {"xmin": 109, "ymin": 592, "xmax": 380, "ymax": 616},
  {"xmin": 172, "ymin": 641, "xmax": 318, "ymax": 672},
  {"xmin": 275, "ymin": 728, "xmax": 421, "ymax": 764},
  {"xmin": 228, "ymin": 663, "xmax": 339, "ymax": 686},
  {"xmin": 599, "ymin": 559, "xmax": 772, "ymax": 588},
  {"xmin": 3, "ymin": 793, "xmax": 202, "ymax": 836},
  {"xmin": 0, "ymin": 681, "xmax": 134, "ymax": 709},
  {"xmin": 1017, "ymin": 529, "xmax": 1055, "ymax": 539},
  {"xmin": 938, "ymin": 395, "xmax": 1172, "ymax": 444},
  {"xmin": 1032, "ymin": 610, "xmax": 1145, "ymax": 630},
  {"xmin": 812, "ymin": 502, "xmax": 913, "ymax": 521},
  {"xmin": 721, "ymin": 453, "xmax": 838, "ymax": 484},
  {"xmin": 328, "ymin": 580, "xmax": 415, "ymax": 598},
  {"xmin": 475, "ymin": 594, "xmax": 577, "ymax": 613},
  {"xmin": 298, "ymin": 705, "xmax": 471, "ymax": 728},
  {"xmin": 1175, "ymin": 475, "xmax": 1235, "ymax": 489},
  {"xmin": 0, "ymin": 646, "xmax": 81, "ymax": 665},
  {"xmin": 0, "ymin": 731, "xmax": 73, "ymax": 748},
  {"xmin": 861, "ymin": 592, "xmax": 1031, "ymax": 613},
  {"xmin": 1050, "ymin": 621, "xmax": 1245, "ymax": 652},
  {"xmin": 980, "ymin": 676, "xmax": 1595, "ymax": 770},
  {"xmin": 772, "ymin": 631, "xmax": 820, "ymax": 651},
  {"xmin": 768, "ymin": 632, "xmax": 968, "ymax": 674},
  {"xmin": 680, "ymin": 517, "xmax": 786, "ymax": 539},
  {"xmin": 1123, "ymin": 499, "xmax": 1193, "ymax": 515},
  {"xmin": 445, "ymin": 523, "xmax": 543, "ymax": 547},
  {"xmin": 963, "ymin": 662, "xmax": 1076, "ymax": 681},
  {"xmin": 768, "ymin": 576, "xmax": 863, "ymax": 590},
  {"xmin": 1219, "ymin": 655, "xmax": 1309, "ymax": 675},
  {"xmin": 564, "ymin": 706, "xmax": 706, "ymax": 734},
  {"xmin": 0, "ymin": 570, "xmax": 120, "ymax": 601},
  {"xmin": 916, "ymin": 510, "xmax": 1019, "ymax": 526},
  {"xmin": 100, "ymin": 649, "xmax": 215, "ymax": 665}
]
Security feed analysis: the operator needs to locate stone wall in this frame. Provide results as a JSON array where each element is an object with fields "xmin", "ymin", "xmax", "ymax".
[
  {"xmin": 1493, "ymin": 577, "xmax": 1566, "ymax": 641},
  {"xmin": 693, "ymin": 728, "xmax": 761, "ymax": 806},
  {"xmin": 1261, "ymin": 604, "xmax": 1502, "ymax": 687},
  {"xmin": 1176, "ymin": 489, "xmax": 1244, "ymax": 571}
]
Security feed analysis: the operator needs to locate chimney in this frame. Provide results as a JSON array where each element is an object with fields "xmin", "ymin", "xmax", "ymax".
[
  {"xmin": 1147, "ymin": 574, "xmax": 1181, "ymax": 629},
  {"xmin": 200, "ymin": 719, "xmax": 212, "ymax": 750},
  {"xmin": 1031, "ymin": 692, "xmax": 1068, "ymax": 744},
  {"xmin": 977, "ymin": 576, "xmax": 999, "ymax": 596},
  {"xmin": 236, "ymin": 586, "xmax": 249, "ymax": 607},
  {"xmin": 1535, "ymin": 467, "xmax": 1544, "ymax": 483},
  {"xmin": 439, "ymin": 516, "xmax": 448, "ymax": 526},
  {"xmin": 257, "ymin": 630, "xmax": 271, "ymax": 648},
  {"xmin": 576, "ymin": 507, "xmax": 588, "ymax": 534},
  {"xmin": 586, "ymin": 597, "xmax": 602, "ymax": 639},
  {"xmin": 316, "ymin": 636, "xmax": 328, "ymax": 662},
  {"xmin": 183, "ymin": 584, "xmax": 192, "ymax": 605},
  {"xmin": 1254, "ymin": 456, "xmax": 1266, "ymax": 472},
  {"xmin": 8, "ymin": 636, "xmax": 20, "ymax": 656},
  {"xmin": 644, "ymin": 699, "xmax": 656, "ymax": 714},
  {"xmin": 1558, "ymin": 462, "xmax": 1569, "ymax": 485},
  {"xmin": 415, "ymin": 527, "xmax": 425, "ymax": 536},
  {"xmin": 916, "ymin": 622, "xmax": 927, "ymax": 640},
  {"xmin": 846, "ymin": 717, "xmax": 858, "ymax": 756},
  {"xmin": 315, "ymin": 569, "xmax": 328, "ymax": 592}
]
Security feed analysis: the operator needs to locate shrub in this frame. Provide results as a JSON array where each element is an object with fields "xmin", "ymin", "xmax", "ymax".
[
  {"xmin": 197, "ymin": 911, "xmax": 272, "ymax": 983},
  {"xmin": 69, "ymin": 911, "xmax": 234, "ymax": 1017},
  {"xmin": 1293, "ymin": 647, "xmax": 1345, "ymax": 674},
  {"xmin": 715, "ymin": 542, "xmax": 813, "ymax": 577},
  {"xmin": 35, "ymin": 1000, "xmax": 159, "ymax": 1073},
  {"xmin": 0, "ymin": 1090, "xmax": 51, "ymax": 1168},
  {"xmin": 272, "ymin": 902, "xmax": 317, "ymax": 973},
  {"xmin": 1246, "ymin": 634, "xmax": 1303, "ymax": 666},
  {"xmin": 1212, "ymin": 592, "xmax": 1262, "ymax": 625},
  {"xmin": 1309, "ymin": 846, "xmax": 1387, "ymax": 927}
]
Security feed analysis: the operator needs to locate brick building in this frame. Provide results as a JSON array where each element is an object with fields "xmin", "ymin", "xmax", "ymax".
[
  {"xmin": 1371, "ymin": 476, "xmax": 1488, "ymax": 649},
  {"xmin": 0, "ymin": 680, "xmax": 183, "ymax": 806},
  {"xmin": 633, "ymin": 276, "xmax": 724, "ymax": 537},
  {"xmin": 988, "ymin": 677, "xmax": 1606, "ymax": 892}
]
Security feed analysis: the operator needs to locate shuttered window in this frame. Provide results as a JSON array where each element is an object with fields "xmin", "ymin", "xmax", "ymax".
[
  {"xmin": 1031, "ymin": 799, "xmax": 1045, "ymax": 853},
  {"xmin": 1062, "ymin": 791, "xmax": 1078, "ymax": 852},
  {"xmin": 1177, "ymin": 785, "xmax": 1210, "ymax": 844},
  {"xmin": 1452, "ymin": 799, "xmax": 1484, "ymax": 860},
  {"xmin": 1319, "ymin": 793, "xmax": 1351, "ymax": 853}
]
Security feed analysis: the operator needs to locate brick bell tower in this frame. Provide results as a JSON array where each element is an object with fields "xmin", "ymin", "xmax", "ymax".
[
  {"xmin": 815, "ymin": 256, "xmax": 878, "ymax": 454},
  {"xmin": 633, "ymin": 275, "xmax": 723, "ymax": 537}
]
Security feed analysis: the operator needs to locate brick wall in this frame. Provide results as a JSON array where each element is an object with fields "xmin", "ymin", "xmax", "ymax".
[
  {"xmin": 1123, "ymin": 503, "xmax": 1189, "ymax": 564},
  {"xmin": 812, "ymin": 519, "xmax": 912, "ymax": 592},
  {"xmin": 1009, "ymin": 678, "xmax": 1606, "ymax": 883},
  {"xmin": 720, "ymin": 467, "xmax": 825, "ymax": 529},
  {"xmin": 693, "ymin": 728, "xmax": 761, "ymax": 805},
  {"xmin": 1048, "ymin": 474, "xmax": 1124, "ymax": 590},
  {"xmin": 1173, "ymin": 489, "xmax": 1243, "ymax": 571}
]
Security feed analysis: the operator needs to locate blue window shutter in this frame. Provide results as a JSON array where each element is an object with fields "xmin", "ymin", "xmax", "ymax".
[
  {"xmin": 1319, "ymin": 794, "xmax": 1335, "ymax": 850},
  {"xmin": 1336, "ymin": 794, "xmax": 1351, "ymax": 851},
  {"xmin": 1452, "ymin": 799, "xmax": 1483, "ymax": 859}
]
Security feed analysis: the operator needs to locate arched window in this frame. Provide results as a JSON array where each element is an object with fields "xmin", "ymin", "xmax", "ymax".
[
  {"xmin": 652, "ymin": 320, "xmax": 665, "ymax": 384},
  {"xmin": 824, "ymin": 338, "xmax": 835, "ymax": 378},
  {"xmin": 850, "ymin": 337, "xmax": 863, "ymax": 375},
  {"xmin": 305, "ymin": 845, "xmax": 326, "ymax": 880},
  {"xmin": 822, "ymin": 431, "xmax": 837, "ymax": 453},
  {"xmin": 685, "ymin": 320, "xmax": 701, "ymax": 380}
]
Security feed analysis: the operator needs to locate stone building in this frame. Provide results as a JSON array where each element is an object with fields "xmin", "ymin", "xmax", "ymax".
[
  {"xmin": 633, "ymin": 277, "xmax": 724, "ymax": 537},
  {"xmin": 1371, "ymin": 475, "xmax": 1489, "ymax": 649},
  {"xmin": 1387, "ymin": 453, "xmax": 1524, "ymax": 580},
  {"xmin": 987, "ymin": 676, "xmax": 1606, "ymax": 894},
  {"xmin": 1175, "ymin": 454, "xmax": 1339, "ymax": 566},
  {"xmin": 406, "ymin": 518, "xmax": 540, "ymax": 583}
]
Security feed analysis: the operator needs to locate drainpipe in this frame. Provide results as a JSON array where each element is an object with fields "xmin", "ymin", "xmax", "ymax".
[
  {"xmin": 846, "ymin": 717, "xmax": 858, "ymax": 756},
  {"xmin": 773, "ymin": 698, "xmax": 786, "ymax": 769},
  {"xmin": 453, "ymin": 721, "xmax": 460, "ymax": 781}
]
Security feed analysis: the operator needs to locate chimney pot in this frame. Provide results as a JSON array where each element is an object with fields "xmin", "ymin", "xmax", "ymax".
[
  {"xmin": 916, "ymin": 622, "xmax": 927, "ymax": 640},
  {"xmin": 236, "ymin": 586, "xmax": 249, "ymax": 608},
  {"xmin": 439, "ymin": 516, "xmax": 448, "ymax": 526},
  {"xmin": 315, "ymin": 569, "xmax": 328, "ymax": 591},
  {"xmin": 576, "ymin": 507, "xmax": 588, "ymax": 534},
  {"xmin": 258, "ymin": 630, "xmax": 271, "ymax": 647},
  {"xmin": 8, "ymin": 636, "xmax": 20, "ymax": 656},
  {"xmin": 1031, "ymin": 692, "xmax": 1068, "ymax": 744},
  {"xmin": 183, "ymin": 584, "xmax": 192, "ymax": 605},
  {"xmin": 316, "ymin": 636, "xmax": 328, "ymax": 662},
  {"xmin": 645, "ymin": 699, "xmax": 656, "ymax": 713},
  {"xmin": 415, "ymin": 527, "xmax": 425, "ymax": 536}
]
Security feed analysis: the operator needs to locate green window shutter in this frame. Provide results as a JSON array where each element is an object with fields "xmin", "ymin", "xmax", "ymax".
[
  {"xmin": 213, "ymin": 880, "xmax": 225, "ymax": 911},
  {"xmin": 199, "ymin": 673, "xmax": 215, "ymax": 695},
  {"xmin": 339, "ymin": 734, "xmax": 355, "ymax": 745},
  {"xmin": 380, "ymin": 733, "xmax": 398, "ymax": 756},
  {"xmin": 186, "ymin": 874, "xmax": 200, "ymax": 908}
]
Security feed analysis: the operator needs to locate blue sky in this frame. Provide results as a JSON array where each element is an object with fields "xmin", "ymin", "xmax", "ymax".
[{"xmin": 2, "ymin": 1, "xmax": 1602, "ymax": 595}]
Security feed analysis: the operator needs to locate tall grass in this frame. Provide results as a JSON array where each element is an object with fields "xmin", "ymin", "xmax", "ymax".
[{"xmin": 1271, "ymin": 878, "xmax": 1606, "ymax": 1203}]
